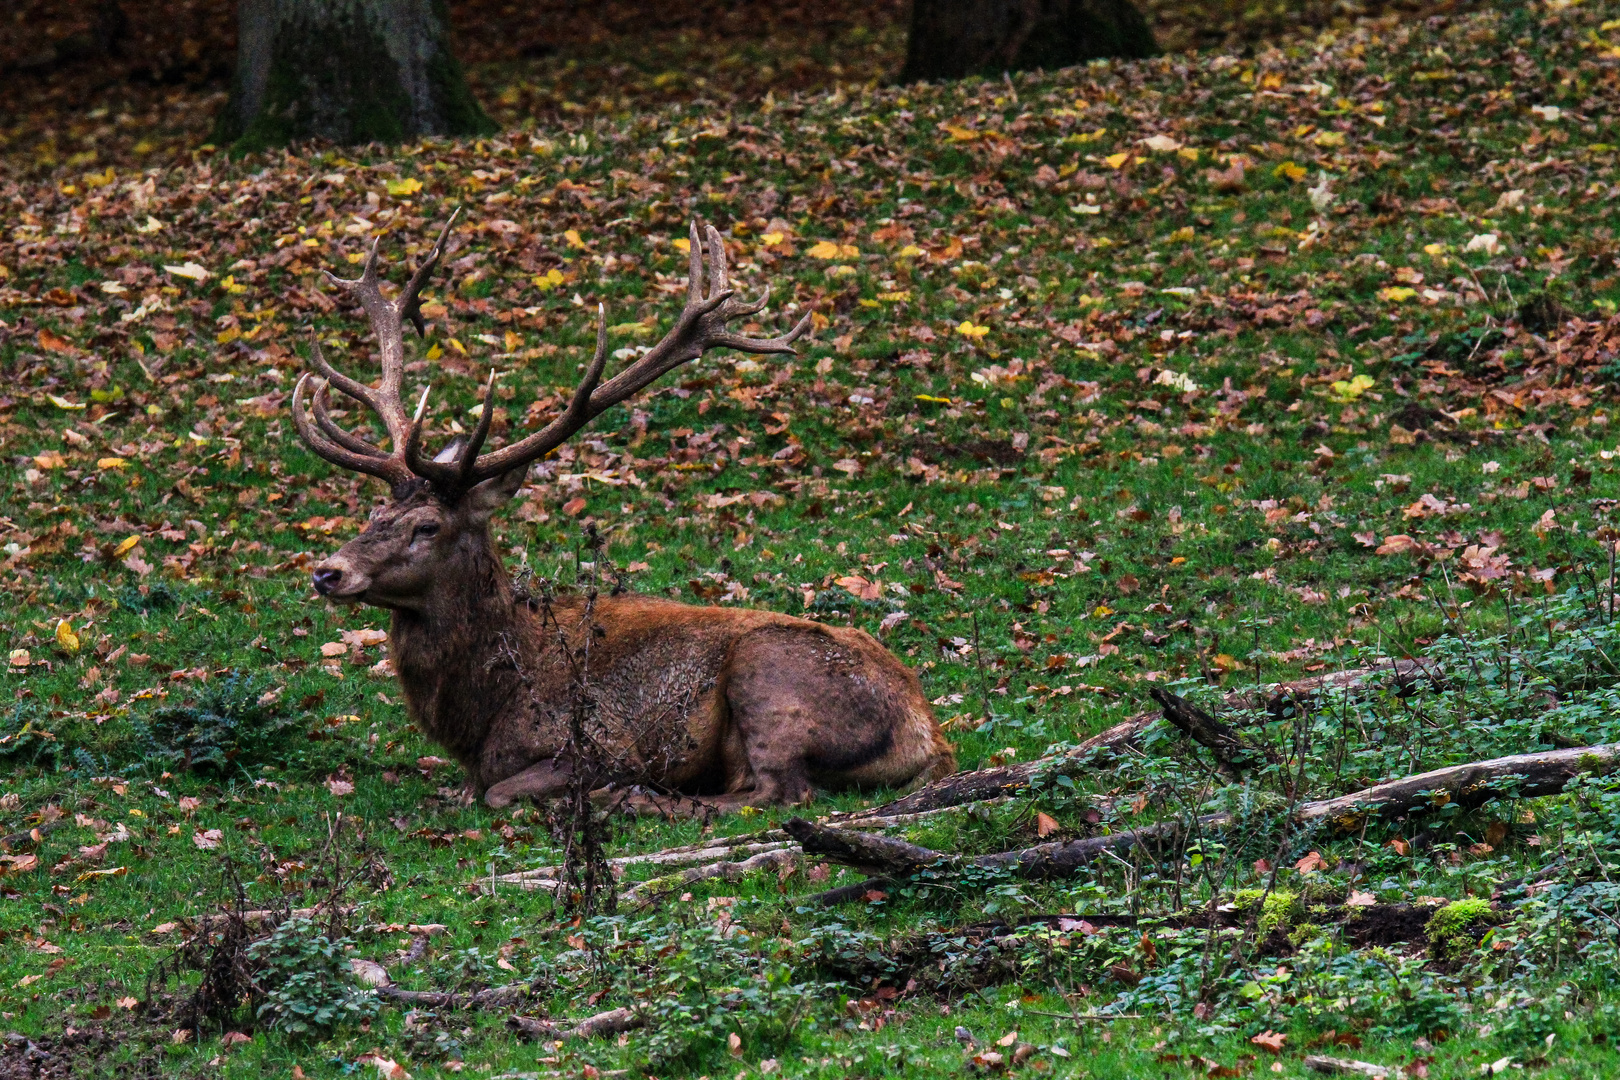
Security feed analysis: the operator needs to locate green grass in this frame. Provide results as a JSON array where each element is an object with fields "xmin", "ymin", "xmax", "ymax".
[{"xmin": 4, "ymin": 0, "xmax": 1620, "ymax": 1075}]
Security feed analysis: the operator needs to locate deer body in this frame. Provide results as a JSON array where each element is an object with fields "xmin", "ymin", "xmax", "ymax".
[
  {"xmin": 385, "ymin": 573, "xmax": 952, "ymax": 808},
  {"xmin": 295, "ymin": 219, "xmax": 955, "ymax": 809}
]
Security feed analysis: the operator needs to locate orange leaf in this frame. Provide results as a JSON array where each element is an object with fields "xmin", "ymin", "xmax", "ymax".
[
  {"xmin": 37, "ymin": 329, "xmax": 74, "ymax": 354},
  {"xmin": 1294, "ymin": 850, "xmax": 1328, "ymax": 873},
  {"xmin": 562, "ymin": 496, "xmax": 588, "ymax": 517},
  {"xmin": 1035, "ymin": 812, "xmax": 1060, "ymax": 838},
  {"xmin": 1251, "ymin": 1030, "xmax": 1286, "ymax": 1053}
]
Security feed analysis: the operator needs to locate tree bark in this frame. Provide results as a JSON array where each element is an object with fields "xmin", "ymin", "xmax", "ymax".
[
  {"xmin": 900, "ymin": 0, "xmax": 1155, "ymax": 83},
  {"xmin": 214, "ymin": 0, "xmax": 494, "ymax": 150}
]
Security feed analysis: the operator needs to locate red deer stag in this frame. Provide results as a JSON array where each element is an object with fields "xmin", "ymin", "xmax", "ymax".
[{"xmin": 294, "ymin": 218, "xmax": 956, "ymax": 810}]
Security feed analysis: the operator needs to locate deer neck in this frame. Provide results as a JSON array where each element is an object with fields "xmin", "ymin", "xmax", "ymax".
[{"xmin": 387, "ymin": 530, "xmax": 526, "ymax": 757}]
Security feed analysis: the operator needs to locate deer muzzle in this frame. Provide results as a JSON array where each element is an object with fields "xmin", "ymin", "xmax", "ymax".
[{"xmin": 311, "ymin": 562, "xmax": 368, "ymax": 602}]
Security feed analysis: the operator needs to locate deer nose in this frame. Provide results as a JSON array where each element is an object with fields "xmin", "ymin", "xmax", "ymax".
[{"xmin": 312, "ymin": 568, "xmax": 345, "ymax": 596}]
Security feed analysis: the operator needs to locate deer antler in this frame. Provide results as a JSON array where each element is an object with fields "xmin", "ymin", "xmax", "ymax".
[
  {"xmin": 293, "ymin": 217, "xmax": 810, "ymax": 500},
  {"xmin": 291, "ymin": 210, "xmax": 460, "ymax": 496}
]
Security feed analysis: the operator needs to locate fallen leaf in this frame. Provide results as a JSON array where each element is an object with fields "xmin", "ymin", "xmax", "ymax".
[
  {"xmin": 1251, "ymin": 1030, "xmax": 1286, "ymax": 1053},
  {"xmin": 162, "ymin": 261, "xmax": 210, "ymax": 282},
  {"xmin": 192, "ymin": 829, "xmax": 223, "ymax": 850}
]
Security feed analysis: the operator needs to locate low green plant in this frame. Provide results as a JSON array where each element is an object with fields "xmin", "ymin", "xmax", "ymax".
[
  {"xmin": 247, "ymin": 917, "xmax": 378, "ymax": 1038},
  {"xmin": 141, "ymin": 671, "xmax": 294, "ymax": 775}
]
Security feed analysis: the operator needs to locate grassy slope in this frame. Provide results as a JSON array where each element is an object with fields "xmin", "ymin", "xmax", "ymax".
[{"xmin": 1, "ymin": 0, "xmax": 1620, "ymax": 1075}]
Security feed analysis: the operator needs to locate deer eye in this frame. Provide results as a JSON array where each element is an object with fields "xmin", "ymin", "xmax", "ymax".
[{"xmin": 413, "ymin": 523, "xmax": 440, "ymax": 541}]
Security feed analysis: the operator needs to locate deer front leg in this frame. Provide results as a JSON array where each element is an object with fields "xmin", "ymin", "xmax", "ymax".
[{"xmin": 483, "ymin": 757, "xmax": 573, "ymax": 808}]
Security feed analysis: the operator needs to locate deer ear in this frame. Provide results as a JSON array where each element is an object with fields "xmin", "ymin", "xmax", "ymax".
[{"xmin": 464, "ymin": 466, "xmax": 528, "ymax": 517}]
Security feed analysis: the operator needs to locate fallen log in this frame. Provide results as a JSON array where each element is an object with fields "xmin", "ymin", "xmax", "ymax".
[
  {"xmin": 794, "ymin": 743, "xmax": 1620, "ymax": 901},
  {"xmin": 621, "ymin": 847, "xmax": 798, "ymax": 905},
  {"xmin": 1295, "ymin": 742, "xmax": 1620, "ymax": 831},
  {"xmin": 508, "ymin": 1006, "xmax": 643, "ymax": 1041},
  {"xmin": 849, "ymin": 713, "xmax": 1157, "ymax": 818},
  {"xmin": 491, "ymin": 839, "xmax": 795, "ymax": 892},
  {"xmin": 1224, "ymin": 658, "xmax": 1442, "ymax": 716},
  {"xmin": 854, "ymin": 660, "xmax": 1442, "ymax": 819},
  {"xmin": 376, "ymin": 982, "xmax": 533, "ymax": 1010},
  {"xmin": 1303, "ymin": 1056, "xmax": 1403, "ymax": 1079}
]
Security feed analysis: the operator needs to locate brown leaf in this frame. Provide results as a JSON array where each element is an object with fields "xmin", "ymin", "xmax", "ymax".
[
  {"xmin": 562, "ymin": 496, "xmax": 588, "ymax": 516},
  {"xmin": 1035, "ymin": 812, "xmax": 1060, "ymax": 838},
  {"xmin": 1251, "ymin": 1030, "xmax": 1286, "ymax": 1053}
]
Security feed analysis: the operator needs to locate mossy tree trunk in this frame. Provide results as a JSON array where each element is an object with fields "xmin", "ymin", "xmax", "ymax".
[
  {"xmin": 213, "ymin": 0, "xmax": 495, "ymax": 151},
  {"xmin": 900, "ymin": 0, "xmax": 1156, "ymax": 83}
]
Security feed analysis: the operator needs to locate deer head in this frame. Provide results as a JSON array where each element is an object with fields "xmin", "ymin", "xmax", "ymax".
[{"xmin": 296, "ymin": 215, "xmax": 810, "ymax": 612}]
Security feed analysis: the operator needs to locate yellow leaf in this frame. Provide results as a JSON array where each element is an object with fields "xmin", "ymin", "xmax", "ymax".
[
  {"xmin": 1168, "ymin": 226, "xmax": 1195, "ymax": 243},
  {"xmin": 531, "ymin": 268, "xmax": 564, "ymax": 291},
  {"xmin": 1091, "ymin": 604, "xmax": 1114, "ymax": 617},
  {"xmin": 876, "ymin": 291, "xmax": 911, "ymax": 302},
  {"xmin": 1378, "ymin": 286, "xmax": 1416, "ymax": 303},
  {"xmin": 609, "ymin": 321, "xmax": 652, "ymax": 336},
  {"xmin": 504, "ymin": 330, "xmax": 522, "ymax": 351},
  {"xmin": 564, "ymin": 229, "xmax": 587, "ymax": 249},
  {"xmin": 1423, "ymin": 243, "xmax": 1446, "ymax": 256},
  {"xmin": 760, "ymin": 232, "xmax": 785, "ymax": 245},
  {"xmin": 448, "ymin": 337, "xmax": 467, "ymax": 355},
  {"xmin": 1274, "ymin": 161, "xmax": 1307, "ymax": 182},
  {"xmin": 113, "ymin": 535, "xmax": 141, "ymax": 557},
  {"xmin": 897, "ymin": 245, "xmax": 924, "ymax": 258},
  {"xmin": 386, "ymin": 177, "xmax": 423, "ymax": 197},
  {"xmin": 425, "ymin": 342, "xmax": 443, "ymax": 361},
  {"xmin": 915, "ymin": 394, "xmax": 952, "ymax": 404},
  {"xmin": 55, "ymin": 620, "xmax": 80, "ymax": 654},
  {"xmin": 1329, "ymin": 374, "xmax": 1376, "ymax": 401},
  {"xmin": 941, "ymin": 123, "xmax": 982, "ymax": 142},
  {"xmin": 48, "ymin": 394, "xmax": 86, "ymax": 410},
  {"xmin": 807, "ymin": 241, "xmax": 842, "ymax": 259},
  {"xmin": 1104, "ymin": 152, "xmax": 1131, "ymax": 169},
  {"xmin": 215, "ymin": 327, "xmax": 240, "ymax": 344},
  {"xmin": 672, "ymin": 237, "xmax": 691, "ymax": 253},
  {"xmin": 97, "ymin": 457, "xmax": 128, "ymax": 470},
  {"xmin": 956, "ymin": 321, "xmax": 990, "ymax": 339},
  {"xmin": 1312, "ymin": 130, "xmax": 1346, "ymax": 147}
]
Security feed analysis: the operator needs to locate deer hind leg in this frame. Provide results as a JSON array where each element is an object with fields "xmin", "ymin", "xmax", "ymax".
[
  {"xmin": 710, "ymin": 628, "xmax": 904, "ymax": 808},
  {"xmin": 483, "ymin": 757, "xmax": 573, "ymax": 808}
]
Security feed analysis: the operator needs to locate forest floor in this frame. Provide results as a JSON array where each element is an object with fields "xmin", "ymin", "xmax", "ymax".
[{"xmin": 4, "ymin": 0, "xmax": 1620, "ymax": 1077}]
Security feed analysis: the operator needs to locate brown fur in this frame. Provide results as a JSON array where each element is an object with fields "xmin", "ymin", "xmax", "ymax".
[{"xmin": 312, "ymin": 480, "xmax": 956, "ymax": 809}]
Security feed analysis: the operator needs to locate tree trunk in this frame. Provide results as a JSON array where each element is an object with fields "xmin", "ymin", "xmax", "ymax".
[
  {"xmin": 900, "ymin": 0, "xmax": 1156, "ymax": 83},
  {"xmin": 214, "ymin": 0, "xmax": 494, "ymax": 150}
]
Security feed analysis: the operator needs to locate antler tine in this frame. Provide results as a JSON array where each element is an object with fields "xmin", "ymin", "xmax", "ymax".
[
  {"xmin": 685, "ymin": 219, "xmax": 705, "ymax": 307},
  {"xmin": 454, "ymin": 225, "xmax": 804, "ymax": 488},
  {"xmin": 291, "ymin": 373, "xmax": 411, "ymax": 488},
  {"xmin": 702, "ymin": 223, "xmax": 730, "ymax": 299},
  {"xmin": 453, "ymin": 368, "xmax": 500, "ymax": 485},
  {"xmin": 306, "ymin": 335, "xmax": 382, "ymax": 414},
  {"xmin": 400, "ymin": 208, "xmax": 461, "ymax": 340},
  {"xmin": 709, "ymin": 308, "xmax": 814, "ymax": 355},
  {"xmin": 313, "ymin": 380, "xmax": 389, "ymax": 457}
]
